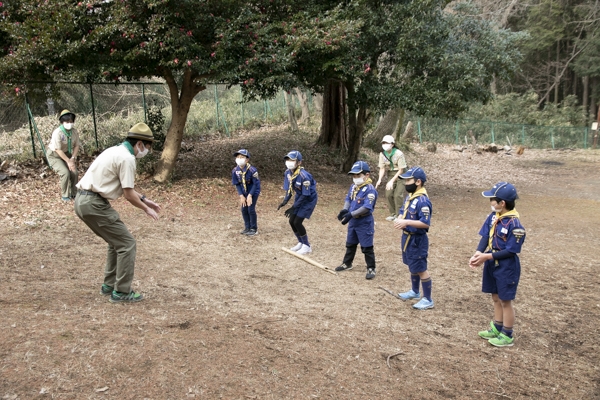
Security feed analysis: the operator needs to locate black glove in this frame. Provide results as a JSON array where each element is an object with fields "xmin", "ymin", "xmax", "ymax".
[
  {"xmin": 277, "ymin": 202, "xmax": 286, "ymax": 210},
  {"xmin": 284, "ymin": 207, "xmax": 296, "ymax": 218},
  {"xmin": 341, "ymin": 213, "xmax": 353, "ymax": 225},
  {"xmin": 337, "ymin": 209, "xmax": 349, "ymax": 221}
]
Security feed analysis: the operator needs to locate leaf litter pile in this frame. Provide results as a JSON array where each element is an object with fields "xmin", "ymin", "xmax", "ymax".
[{"xmin": 1, "ymin": 125, "xmax": 599, "ymax": 399}]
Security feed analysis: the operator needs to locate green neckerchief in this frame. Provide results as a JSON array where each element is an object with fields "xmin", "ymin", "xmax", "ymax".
[
  {"xmin": 59, "ymin": 125, "xmax": 73, "ymax": 154},
  {"xmin": 121, "ymin": 141, "xmax": 135, "ymax": 155},
  {"xmin": 383, "ymin": 147, "xmax": 397, "ymax": 170},
  {"xmin": 287, "ymin": 166, "xmax": 304, "ymax": 196},
  {"xmin": 400, "ymin": 187, "xmax": 428, "ymax": 219},
  {"xmin": 351, "ymin": 177, "xmax": 373, "ymax": 200},
  {"xmin": 241, "ymin": 162, "xmax": 251, "ymax": 193},
  {"xmin": 487, "ymin": 209, "xmax": 520, "ymax": 251}
]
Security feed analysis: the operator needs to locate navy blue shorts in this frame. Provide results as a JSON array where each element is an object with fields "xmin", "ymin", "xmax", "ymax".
[
  {"xmin": 482, "ymin": 257, "xmax": 521, "ymax": 301},
  {"xmin": 346, "ymin": 225, "xmax": 374, "ymax": 247},
  {"xmin": 403, "ymin": 257, "xmax": 428, "ymax": 273},
  {"xmin": 401, "ymin": 233, "xmax": 428, "ymax": 273}
]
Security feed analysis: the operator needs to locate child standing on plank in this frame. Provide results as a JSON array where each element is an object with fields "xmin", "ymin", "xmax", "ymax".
[
  {"xmin": 394, "ymin": 166, "xmax": 434, "ymax": 310},
  {"xmin": 231, "ymin": 149, "xmax": 261, "ymax": 236},
  {"xmin": 335, "ymin": 161, "xmax": 378, "ymax": 280},
  {"xmin": 277, "ymin": 150, "xmax": 318, "ymax": 255},
  {"xmin": 469, "ymin": 182, "xmax": 526, "ymax": 347}
]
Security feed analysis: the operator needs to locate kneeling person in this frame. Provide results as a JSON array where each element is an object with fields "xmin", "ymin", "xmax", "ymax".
[{"xmin": 336, "ymin": 161, "xmax": 378, "ymax": 280}]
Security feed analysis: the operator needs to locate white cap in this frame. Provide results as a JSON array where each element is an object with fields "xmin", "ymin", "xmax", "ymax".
[{"xmin": 381, "ymin": 135, "xmax": 395, "ymax": 144}]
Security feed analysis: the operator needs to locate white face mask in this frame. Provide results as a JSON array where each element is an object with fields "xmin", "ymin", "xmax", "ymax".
[
  {"xmin": 63, "ymin": 122, "xmax": 73, "ymax": 130},
  {"xmin": 236, "ymin": 158, "xmax": 247, "ymax": 167},
  {"xmin": 491, "ymin": 206, "xmax": 500, "ymax": 213},
  {"xmin": 382, "ymin": 143, "xmax": 393, "ymax": 152},
  {"xmin": 285, "ymin": 161, "xmax": 297, "ymax": 170},
  {"xmin": 353, "ymin": 177, "xmax": 365, "ymax": 185},
  {"xmin": 135, "ymin": 142, "xmax": 149, "ymax": 159}
]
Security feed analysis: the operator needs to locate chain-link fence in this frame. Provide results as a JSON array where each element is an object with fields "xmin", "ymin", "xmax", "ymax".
[
  {"xmin": 0, "ymin": 82, "xmax": 308, "ymax": 161},
  {"xmin": 410, "ymin": 116, "xmax": 591, "ymax": 149}
]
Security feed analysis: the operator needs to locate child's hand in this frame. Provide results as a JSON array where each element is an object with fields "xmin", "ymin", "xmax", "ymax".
[
  {"xmin": 393, "ymin": 218, "xmax": 409, "ymax": 230},
  {"xmin": 239, "ymin": 195, "xmax": 247, "ymax": 207},
  {"xmin": 469, "ymin": 251, "xmax": 487, "ymax": 269},
  {"xmin": 247, "ymin": 195, "xmax": 253, "ymax": 207}
]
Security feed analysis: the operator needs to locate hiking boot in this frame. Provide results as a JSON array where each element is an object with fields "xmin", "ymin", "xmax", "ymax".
[
  {"xmin": 245, "ymin": 229, "xmax": 258, "ymax": 236},
  {"xmin": 413, "ymin": 297, "xmax": 434, "ymax": 310},
  {"xmin": 296, "ymin": 244, "xmax": 312, "ymax": 255},
  {"xmin": 100, "ymin": 284, "xmax": 114, "ymax": 296},
  {"xmin": 386, "ymin": 215, "xmax": 397, "ymax": 221},
  {"xmin": 335, "ymin": 263, "xmax": 353, "ymax": 272},
  {"xmin": 290, "ymin": 242, "xmax": 303, "ymax": 251},
  {"xmin": 398, "ymin": 289, "xmax": 420, "ymax": 301},
  {"xmin": 109, "ymin": 291, "xmax": 144, "ymax": 303},
  {"xmin": 366, "ymin": 268, "xmax": 376, "ymax": 280},
  {"xmin": 488, "ymin": 332, "xmax": 514, "ymax": 347},
  {"xmin": 478, "ymin": 321, "xmax": 501, "ymax": 340},
  {"xmin": 240, "ymin": 228, "xmax": 250, "ymax": 234}
]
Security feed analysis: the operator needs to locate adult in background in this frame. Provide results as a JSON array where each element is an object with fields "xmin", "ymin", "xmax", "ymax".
[
  {"xmin": 47, "ymin": 110, "xmax": 81, "ymax": 201},
  {"xmin": 74, "ymin": 123, "xmax": 161, "ymax": 303},
  {"xmin": 375, "ymin": 135, "xmax": 407, "ymax": 221}
]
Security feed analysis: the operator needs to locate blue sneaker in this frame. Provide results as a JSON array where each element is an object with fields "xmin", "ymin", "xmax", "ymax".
[
  {"xmin": 398, "ymin": 289, "xmax": 420, "ymax": 301},
  {"xmin": 413, "ymin": 297, "xmax": 434, "ymax": 310}
]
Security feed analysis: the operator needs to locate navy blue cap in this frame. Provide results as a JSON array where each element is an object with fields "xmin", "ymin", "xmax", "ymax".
[
  {"xmin": 234, "ymin": 149, "xmax": 250, "ymax": 158},
  {"xmin": 284, "ymin": 150, "xmax": 302, "ymax": 161},
  {"xmin": 348, "ymin": 161, "xmax": 370, "ymax": 175},
  {"xmin": 482, "ymin": 182, "xmax": 518, "ymax": 201},
  {"xmin": 400, "ymin": 166, "xmax": 427, "ymax": 183}
]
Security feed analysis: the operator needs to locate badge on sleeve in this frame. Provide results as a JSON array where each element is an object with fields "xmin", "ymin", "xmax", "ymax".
[
  {"xmin": 367, "ymin": 193, "xmax": 375, "ymax": 204},
  {"xmin": 513, "ymin": 228, "xmax": 526, "ymax": 243},
  {"xmin": 421, "ymin": 206, "xmax": 430, "ymax": 218},
  {"xmin": 303, "ymin": 180, "xmax": 310, "ymax": 188},
  {"xmin": 253, "ymin": 172, "xmax": 259, "ymax": 178}
]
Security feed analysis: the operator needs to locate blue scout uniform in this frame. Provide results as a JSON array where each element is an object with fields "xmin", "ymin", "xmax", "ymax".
[
  {"xmin": 478, "ymin": 211, "xmax": 526, "ymax": 300},
  {"xmin": 283, "ymin": 168, "xmax": 318, "ymax": 219},
  {"xmin": 231, "ymin": 162, "xmax": 261, "ymax": 231},
  {"xmin": 345, "ymin": 182, "xmax": 378, "ymax": 247},
  {"xmin": 398, "ymin": 188, "xmax": 432, "ymax": 273}
]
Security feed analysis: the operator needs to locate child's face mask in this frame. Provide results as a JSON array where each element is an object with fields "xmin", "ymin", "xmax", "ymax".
[
  {"xmin": 236, "ymin": 157, "xmax": 247, "ymax": 167},
  {"xmin": 285, "ymin": 161, "xmax": 296, "ymax": 170}
]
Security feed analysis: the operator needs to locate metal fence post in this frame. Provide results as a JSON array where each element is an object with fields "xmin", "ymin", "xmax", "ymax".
[
  {"xmin": 264, "ymin": 100, "xmax": 268, "ymax": 122},
  {"xmin": 417, "ymin": 117, "xmax": 422, "ymax": 143},
  {"xmin": 142, "ymin": 83, "xmax": 147, "ymax": 124},
  {"xmin": 521, "ymin": 125, "xmax": 525, "ymax": 144},
  {"xmin": 240, "ymin": 86, "xmax": 244, "ymax": 127},
  {"xmin": 454, "ymin": 120, "xmax": 459, "ymax": 144},
  {"xmin": 491, "ymin": 122, "xmax": 495, "ymax": 144},
  {"xmin": 215, "ymin": 84, "xmax": 219, "ymax": 128},
  {"xmin": 25, "ymin": 92, "xmax": 37, "ymax": 158},
  {"xmin": 551, "ymin": 128, "xmax": 555, "ymax": 149},
  {"xmin": 89, "ymin": 83, "xmax": 99, "ymax": 149},
  {"xmin": 584, "ymin": 127, "xmax": 588, "ymax": 149}
]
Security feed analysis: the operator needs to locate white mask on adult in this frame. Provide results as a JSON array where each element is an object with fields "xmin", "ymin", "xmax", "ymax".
[
  {"xmin": 285, "ymin": 161, "xmax": 297, "ymax": 170},
  {"xmin": 382, "ymin": 143, "xmax": 393, "ymax": 152},
  {"xmin": 353, "ymin": 177, "xmax": 365, "ymax": 185},
  {"xmin": 136, "ymin": 142, "xmax": 149, "ymax": 159},
  {"xmin": 63, "ymin": 122, "xmax": 73, "ymax": 130},
  {"xmin": 236, "ymin": 158, "xmax": 247, "ymax": 167}
]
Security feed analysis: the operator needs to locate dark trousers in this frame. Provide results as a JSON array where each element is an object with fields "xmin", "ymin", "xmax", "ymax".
[
  {"xmin": 343, "ymin": 243, "xmax": 376, "ymax": 269},
  {"xmin": 241, "ymin": 195, "xmax": 259, "ymax": 230}
]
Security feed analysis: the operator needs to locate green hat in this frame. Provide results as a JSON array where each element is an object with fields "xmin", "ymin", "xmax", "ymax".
[
  {"xmin": 59, "ymin": 109, "xmax": 76, "ymax": 122},
  {"xmin": 127, "ymin": 123, "xmax": 154, "ymax": 142}
]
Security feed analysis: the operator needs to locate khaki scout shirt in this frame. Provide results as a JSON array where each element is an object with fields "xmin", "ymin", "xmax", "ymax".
[
  {"xmin": 76, "ymin": 144, "xmax": 136, "ymax": 200},
  {"xmin": 48, "ymin": 127, "xmax": 81, "ymax": 153},
  {"xmin": 378, "ymin": 149, "xmax": 407, "ymax": 172}
]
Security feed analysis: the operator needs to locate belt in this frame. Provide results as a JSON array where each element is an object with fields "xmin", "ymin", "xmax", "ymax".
[{"xmin": 78, "ymin": 189, "xmax": 100, "ymax": 196}]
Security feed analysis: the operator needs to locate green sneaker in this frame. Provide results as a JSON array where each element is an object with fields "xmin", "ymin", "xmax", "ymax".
[
  {"xmin": 109, "ymin": 291, "xmax": 144, "ymax": 303},
  {"xmin": 489, "ymin": 332, "xmax": 514, "ymax": 347},
  {"xmin": 100, "ymin": 284, "xmax": 114, "ymax": 296},
  {"xmin": 478, "ymin": 321, "xmax": 500, "ymax": 340}
]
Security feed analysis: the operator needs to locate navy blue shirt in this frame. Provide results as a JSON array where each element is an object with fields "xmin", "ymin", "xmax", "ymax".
[{"xmin": 232, "ymin": 164, "xmax": 261, "ymax": 196}]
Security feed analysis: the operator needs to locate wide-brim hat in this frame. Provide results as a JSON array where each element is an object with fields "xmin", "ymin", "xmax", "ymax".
[
  {"xmin": 59, "ymin": 109, "xmax": 76, "ymax": 121},
  {"xmin": 400, "ymin": 166, "xmax": 427, "ymax": 182},
  {"xmin": 234, "ymin": 149, "xmax": 251, "ymax": 158},
  {"xmin": 284, "ymin": 150, "xmax": 302, "ymax": 161},
  {"xmin": 348, "ymin": 160, "xmax": 370, "ymax": 174},
  {"xmin": 127, "ymin": 123, "xmax": 154, "ymax": 142},
  {"xmin": 482, "ymin": 182, "xmax": 518, "ymax": 201}
]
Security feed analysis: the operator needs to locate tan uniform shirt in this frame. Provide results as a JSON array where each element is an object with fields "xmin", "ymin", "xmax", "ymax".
[
  {"xmin": 378, "ymin": 149, "xmax": 407, "ymax": 172},
  {"xmin": 77, "ymin": 144, "xmax": 136, "ymax": 200},
  {"xmin": 48, "ymin": 127, "xmax": 80, "ymax": 153}
]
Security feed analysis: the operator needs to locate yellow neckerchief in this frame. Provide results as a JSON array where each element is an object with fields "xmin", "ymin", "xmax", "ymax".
[
  {"xmin": 287, "ymin": 166, "xmax": 304, "ymax": 196},
  {"xmin": 401, "ymin": 187, "xmax": 428, "ymax": 219},
  {"xmin": 240, "ymin": 162, "xmax": 251, "ymax": 192},
  {"xmin": 59, "ymin": 125, "xmax": 72, "ymax": 154},
  {"xmin": 383, "ymin": 148, "xmax": 397, "ymax": 170},
  {"xmin": 487, "ymin": 209, "xmax": 520, "ymax": 251},
  {"xmin": 351, "ymin": 177, "xmax": 373, "ymax": 200}
]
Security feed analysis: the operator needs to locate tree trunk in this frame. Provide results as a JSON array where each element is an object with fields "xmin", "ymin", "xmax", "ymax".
[
  {"xmin": 284, "ymin": 91, "xmax": 299, "ymax": 133},
  {"xmin": 554, "ymin": 40, "xmax": 560, "ymax": 104},
  {"xmin": 364, "ymin": 107, "xmax": 403, "ymax": 151},
  {"xmin": 342, "ymin": 81, "xmax": 367, "ymax": 171},
  {"xmin": 317, "ymin": 80, "xmax": 347, "ymax": 149},
  {"xmin": 295, "ymin": 88, "xmax": 310, "ymax": 124},
  {"xmin": 583, "ymin": 76, "xmax": 589, "ymax": 114},
  {"xmin": 154, "ymin": 68, "xmax": 205, "ymax": 183},
  {"xmin": 313, "ymin": 93, "xmax": 323, "ymax": 113}
]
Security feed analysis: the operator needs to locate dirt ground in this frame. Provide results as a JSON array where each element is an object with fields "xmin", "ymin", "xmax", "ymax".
[{"xmin": 1, "ymin": 127, "xmax": 599, "ymax": 399}]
